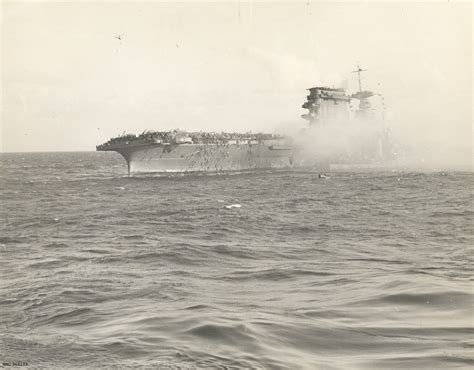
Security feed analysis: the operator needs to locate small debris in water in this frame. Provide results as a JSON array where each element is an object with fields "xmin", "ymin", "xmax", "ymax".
[{"xmin": 116, "ymin": 186, "xmax": 125, "ymax": 190}]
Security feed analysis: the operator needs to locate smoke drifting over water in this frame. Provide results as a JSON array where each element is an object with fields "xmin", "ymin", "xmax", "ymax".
[
  {"xmin": 391, "ymin": 120, "xmax": 473, "ymax": 172},
  {"xmin": 290, "ymin": 117, "xmax": 472, "ymax": 172},
  {"xmin": 294, "ymin": 121, "xmax": 384, "ymax": 166},
  {"xmin": 383, "ymin": 105, "xmax": 472, "ymax": 172}
]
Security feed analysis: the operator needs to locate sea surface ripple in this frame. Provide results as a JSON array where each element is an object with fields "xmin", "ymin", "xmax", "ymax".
[{"xmin": 1, "ymin": 152, "xmax": 473, "ymax": 369}]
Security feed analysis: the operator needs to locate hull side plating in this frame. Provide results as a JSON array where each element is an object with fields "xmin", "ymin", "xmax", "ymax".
[{"xmin": 112, "ymin": 143, "xmax": 293, "ymax": 174}]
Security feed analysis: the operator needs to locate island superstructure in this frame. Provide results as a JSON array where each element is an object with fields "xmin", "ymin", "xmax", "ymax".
[
  {"xmin": 301, "ymin": 66, "xmax": 377, "ymax": 125},
  {"xmin": 300, "ymin": 65, "xmax": 394, "ymax": 165}
]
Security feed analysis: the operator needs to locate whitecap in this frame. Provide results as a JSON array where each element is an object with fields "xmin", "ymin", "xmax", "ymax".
[{"xmin": 224, "ymin": 204, "xmax": 241, "ymax": 209}]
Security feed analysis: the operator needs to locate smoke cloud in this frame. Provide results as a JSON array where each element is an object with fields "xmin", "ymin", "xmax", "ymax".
[{"xmin": 285, "ymin": 116, "xmax": 472, "ymax": 172}]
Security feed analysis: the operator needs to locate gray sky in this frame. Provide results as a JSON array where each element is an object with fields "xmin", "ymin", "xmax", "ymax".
[{"xmin": 1, "ymin": 1, "xmax": 472, "ymax": 162}]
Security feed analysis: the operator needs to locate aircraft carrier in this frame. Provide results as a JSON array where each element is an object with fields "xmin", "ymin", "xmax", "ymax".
[{"xmin": 97, "ymin": 65, "xmax": 393, "ymax": 174}]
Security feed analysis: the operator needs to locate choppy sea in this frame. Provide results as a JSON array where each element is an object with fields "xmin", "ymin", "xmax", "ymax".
[{"xmin": 0, "ymin": 152, "xmax": 473, "ymax": 369}]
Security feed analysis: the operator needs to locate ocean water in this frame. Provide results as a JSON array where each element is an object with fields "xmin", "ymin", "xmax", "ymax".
[{"xmin": 1, "ymin": 152, "xmax": 473, "ymax": 369}]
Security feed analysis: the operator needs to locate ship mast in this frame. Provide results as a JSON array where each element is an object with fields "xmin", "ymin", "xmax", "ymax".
[
  {"xmin": 350, "ymin": 64, "xmax": 373, "ymax": 118},
  {"xmin": 352, "ymin": 64, "xmax": 367, "ymax": 93}
]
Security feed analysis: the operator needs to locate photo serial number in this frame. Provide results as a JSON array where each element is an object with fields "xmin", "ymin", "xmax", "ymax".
[{"xmin": 2, "ymin": 362, "xmax": 28, "ymax": 367}]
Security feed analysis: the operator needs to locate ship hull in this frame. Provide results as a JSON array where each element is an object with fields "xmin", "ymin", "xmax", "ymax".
[{"xmin": 104, "ymin": 142, "xmax": 294, "ymax": 174}]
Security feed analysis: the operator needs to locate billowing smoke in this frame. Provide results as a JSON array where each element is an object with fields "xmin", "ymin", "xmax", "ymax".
[
  {"xmin": 390, "ymin": 128, "xmax": 472, "ymax": 171},
  {"xmin": 288, "ymin": 119, "xmax": 472, "ymax": 171},
  {"xmin": 292, "ymin": 119, "xmax": 387, "ymax": 168}
]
